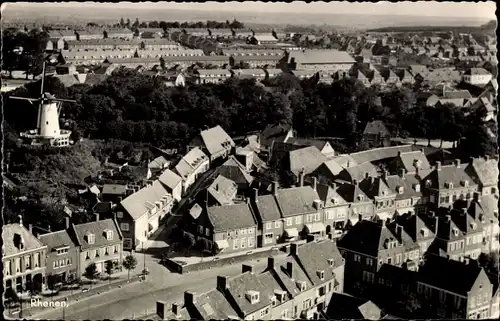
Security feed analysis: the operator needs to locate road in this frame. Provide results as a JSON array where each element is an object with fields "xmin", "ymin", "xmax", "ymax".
[{"xmin": 32, "ymin": 253, "xmax": 288, "ymax": 320}]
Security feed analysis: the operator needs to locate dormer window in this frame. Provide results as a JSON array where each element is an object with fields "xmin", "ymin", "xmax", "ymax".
[
  {"xmin": 328, "ymin": 258, "xmax": 334, "ymax": 267},
  {"xmin": 105, "ymin": 230, "xmax": 113, "ymax": 240},
  {"xmin": 421, "ymin": 228, "xmax": 428, "ymax": 237},
  {"xmin": 317, "ymin": 270, "xmax": 325, "ymax": 280},
  {"xmin": 245, "ymin": 290, "xmax": 260, "ymax": 304},
  {"xmin": 358, "ymin": 195, "xmax": 364, "ymax": 201},
  {"xmin": 461, "ymin": 180, "xmax": 469, "ymax": 187},
  {"xmin": 271, "ymin": 296, "xmax": 277, "ymax": 306},
  {"xmin": 471, "ymin": 222, "xmax": 477, "ymax": 230},
  {"xmin": 297, "ymin": 281, "xmax": 307, "ymax": 291},
  {"xmin": 445, "ymin": 182, "xmax": 454, "ymax": 189},
  {"xmin": 397, "ymin": 186, "xmax": 404, "ymax": 194},
  {"xmin": 425, "ymin": 180, "xmax": 432, "ymax": 188},
  {"xmin": 274, "ymin": 290, "xmax": 286, "ymax": 302},
  {"xmin": 86, "ymin": 233, "xmax": 95, "ymax": 244},
  {"xmin": 453, "ymin": 228, "xmax": 459, "ymax": 236},
  {"xmin": 414, "ymin": 184, "xmax": 421, "ymax": 192}
]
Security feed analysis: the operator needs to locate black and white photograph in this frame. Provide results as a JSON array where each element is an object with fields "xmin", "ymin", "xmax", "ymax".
[{"xmin": 1, "ymin": 1, "xmax": 498, "ymax": 320}]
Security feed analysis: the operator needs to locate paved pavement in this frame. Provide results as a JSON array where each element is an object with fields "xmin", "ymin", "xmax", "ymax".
[{"xmin": 30, "ymin": 253, "xmax": 289, "ymax": 320}]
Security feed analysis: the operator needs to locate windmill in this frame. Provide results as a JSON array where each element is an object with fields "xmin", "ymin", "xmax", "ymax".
[{"xmin": 10, "ymin": 62, "xmax": 77, "ymax": 147}]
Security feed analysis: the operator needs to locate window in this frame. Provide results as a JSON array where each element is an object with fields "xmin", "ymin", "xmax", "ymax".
[
  {"xmin": 95, "ymin": 249, "xmax": 99, "ymax": 258},
  {"xmin": 241, "ymin": 238, "xmax": 247, "ymax": 249},
  {"xmin": 286, "ymin": 218, "xmax": 293, "ymax": 226},
  {"xmin": 106, "ymin": 230, "xmax": 113, "ymax": 240},
  {"xmin": 354, "ymin": 254, "xmax": 361, "ymax": 262},
  {"xmin": 123, "ymin": 238, "xmax": 133, "ymax": 249},
  {"xmin": 260, "ymin": 308, "xmax": 269, "ymax": 317},
  {"xmin": 241, "ymin": 228, "xmax": 247, "ymax": 235},
  {"xmin": 264, "ymin": 233, "xmax": 274, "ymax": 244},
  {"xmin": 248, "ymin": 237, "xmax": 254, "ymax": 248},
  {"xmin": 314, "ymin": 213, "xmax": 320, "ymax": 221},
  {"xmin": 197, "ymin": 225, "xmax": 203, "ymax": 234},
  {"xmin": 85, "ymin": 251, "xmax": 90, "ymax": 260},
  {"xmin": 247, "ymin": 228, "xmax": 254, "ymax": 234},
  {"xmin": 387, "ymin": 257, "xmax": 392, "ymax": 264},
  {"xmin": 105, "ymin": 247, "xmax": 109, "ymax": 255},
  {"xmin": 87, "ymin": 234, "xmax": 95, "ymax": 244},
  {"xmin": 57, "ymin": 248, "xmax": 69, "ymax": 255},
  {"xmin": 306, "ymin": 215, "xmax": 313, "ymax": 223},
  {"xmin": 366, "ymin": 258, "xmax": 373, "ymax": 266},
  {"xmin": 233, "ymin": 239, "xmax": 239, "ymax": 249},
  {"xmin": 362, "ymin": 271, "xmax": 375, "ymax": 283},
  {"xmin": 439, "ymin": 291, "xmax": 446, "ymax": 302},
  {"xmin": 275, "ymin": 221, "xmax": 281, "ymax": 228},
  {"xmin": 205, "ymin": 228, "xmax": 210, "ymax": 236},
  {"xmin": 120, "ymin": 223, "xmax": 130, "ymax": 231},
  {"xmin": 266, "ymin": 222, "xmax": 272, "ymax": 230},
  {"xmin": 295, "ymin": 216, "xmax": 302, "ymax": 224}
]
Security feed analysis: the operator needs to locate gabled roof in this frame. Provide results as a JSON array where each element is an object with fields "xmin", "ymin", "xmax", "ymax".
[
  {"xmin": 418, "ymin": 256, "xmax": 487, "ymax": 296},
  {"xmin": 72, "ymin": 219, "xmax": 121, "ymax": 250},
  {"xmin": 120, "ymin": 181, "xmax": 172, "ymax": 220},
  {"xmin": 293, "ymin": 239, "xmax": 344, "ymax": 286},
  {"xmin": 359, "ymin": 176, "xmax": 395, "ymax": 199},
  {"xmin": 285, "ymin": 137, "xmax": 330, "ymax": 152},
  {"xmin": 464, "ymin": 67, "xmax": 491, "ymax": 76},
  {"xmin": 38, "ymin": 230, "xmax": 77, "ymax": 251},
  {"xmin": 252, "ymin": 194, "xmax": 281, "ymax": 222},
  {"xmin": 259, "ymin": 123, "xmax": 293, "ymax": 147},
  {"xmin": 3, "ymin": 223, "xmax": 47, "ymax": 257},
  {"xmin": 422, "ymin": 163, "xmax": 476, "ymax": 190},
  {"xmin": 336, "ymin": 183, "xmax": 370, "ymax": 204},
  {"xmin": 443, "ymin": 90, "xmax": 472, "ymax": 99},
  {"xmin": 101, "ymin": 184, "xmax": 127, "ymax": 195},
  {"xmin": 214, "ymin": 156, "xmax": 254, "ymax": 186},
  {"xmin": 289, "ymin": 146, "xmax": 327, "ymax": 176},
  {"xmin": 465, "ymin": 157, "xmax": 499, "ymax": 187},
  {"xmin": 338, "ymin": 220, "xmax": 402, "ymax": 257},
  {"xmin": 326, "ymin": 293, "xmax": 383, "ymax": 320},
  {"xmin": 207, "ymin": 175, "xmax": 238, "ymax": 205},
  {"xmin": 206, "ymin": 203, "xmax": 257, "ymax": 232},
  {"xmin": 199, "ymin": 125, "xmax": 235, "ymax": 156},
  {"xmin": 396, "ymin": 151, "xmax": 431, "ymax": 173},
  {"xmin": 340, "ymin": 162, "xmax": 380, "ymax": 183},
  {"xmin": 175, "ymin": 147, "xmax": 208, "ymax": 179},
  {"xmin": 158, "ymin": 169, "xmax": 182, "ymax": 190},
  {"xmin": 396, "ymin": 213, "xmax": 435, "ymax": 243},
  {"xmin": 192, "ymin": 288, "xmax": 239, "ymax": 319},
  {"xmin": 363, "ymin": 120, "xmax": 390, "ymax": 136},
  {"xmin": 275, "ymin": 186, "xmax": 321, "ymax": 217},
  {"xmin": 316, "ymin": 183, "xmax": 348, "ymax": 207},
  {"xmin": 287, "ymin": 49, "xmax": 356, "ymax": 64}
]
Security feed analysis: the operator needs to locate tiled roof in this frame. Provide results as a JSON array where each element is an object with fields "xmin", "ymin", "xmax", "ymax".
[
  {"xmin": 285, "ymin": 137, "xmax": 329, "ymax": 151},
  {"xmin": 192, "ymin": 289, "xmax": 239, "ymax": 319},
  {"xmin": 253, "ymin": 34, "xmax": 278, "ymax": 42},
  {"xmin": 464, "ymin": 67, "xmax": 491, "ymax": 76},
  {"xmin": 465, "ymin": 157, "xmax": 499, "ymax": 187},
  {"xmin": 259, "ymin": 123, "xmax": 293, "ymax": 147},
  {"xmin": 293, "ymin": 239, "xmax": 344, "ymax": 286},
  {"xmin": 158, "ymin": 169, "xmax": 182, "ymax": 190},
  {"xmin": 3, "ymin": 223, "xmax": 46, "ymax": 257},
  {"xmin": 72, "ymin": 219, "xmax": 121, "ymax": 250},
  {"xmin": 175, "ymin": 147, "xmax": 208, "ymax": 179},
  {"xmin": 289, "ymin": 146, "xmax": 327, "ymax": 176},
  {"xmin": 215, "ymin": 156, "xmax": 254, "ymax": 186},
  {"xmin": 120, "ymin": 180, "xmax": 172, "ymax": 220},
  {"xmin": 350, "ymin": 145, "xmax": 414, "ymax": 166},
  {"xmin": 331, "ymin": 155, "xmax": 358, "ymax": 168},
  {"xmin": 38, "ymin": 230, "xmax": 76, "ymax": 251},
  {"xmin": 422, "ymin": 164, "xmax": 476, "ymax": 190},
  {"xmin": 384, "ymin": 174, "xmax": 421, "ymax": 200},
  {"xmin": 418, "ymin": 256, "xmax": 486, "ymax": 296},
  {"xmin": 397, "ymin": 151, "xmax": 431, "ymax": 172},
  {"xmin": 363, "ymin": 120, "xmax": 390, "ymax": 136},
  {"xmin": 341, "ymin": 162, "xmax": 380, "ymax": 182},
  {"xmin": 396, "ymin": 213, "xmax": 435, "ymax": 242},
  {"xmin": 326, "ymin": 293, "xmax": 382, "ymax": 320},
  {"xmin": 196, "ymin": 69, "xmax": 232, "ymax": 76},
  {"xmin": 207, "ymin": 175, "xmax": 238, "ymax": 205},
  {"xmin": 316, "ymin": 183, "xmax": 348, "ymax": 207},
  {"xmin": 207, "ymin": 203, "xmax": 257, "ymax": 232},
  {"xmin": 321, "ymin": 159, "xmax": 345, "ymax": 177},
  {"xmin": 359, "ymin": 176, "xmax": 395, "ymax": 199},
  {"xmin": 252, "ymin": 194, "xmax": 282, "ymax": 222},
  {"xmin": 443, "ymin": 90, "xmax": 472, "ymax": 99},
  {"xmin": 336, "ymin": 183, "xmax": 370, "ymax": 203},
  {"xmin": 275, "ymin": 186, "xmax": 321, "ymax": 217},
  {"xmin": 199, "ymin": 125, "xmax": 234, "ymax": 156},
  {"xmin": 338, "ymin": 220, "xmax": 401, "ymax": 257},
  {"xmin": 52, "ymin": 74, "xmax": 82, "ymax": 87}
]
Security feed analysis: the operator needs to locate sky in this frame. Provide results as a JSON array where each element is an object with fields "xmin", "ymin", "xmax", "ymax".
[{"xmin": 4, "ymin": 1, "xmax": 497, "ymax": 19}]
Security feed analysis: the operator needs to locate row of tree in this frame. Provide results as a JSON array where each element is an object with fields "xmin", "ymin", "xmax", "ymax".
[{"xmin": 117, "ymin": 17, "xmax": 245, "ymax": 31}]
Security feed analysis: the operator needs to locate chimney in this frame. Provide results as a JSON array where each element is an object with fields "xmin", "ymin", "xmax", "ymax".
[
  {"xmin": 455, "ymin": 159, "xmax": 461, "ymax": 168},
  {"xmin": 358, "ymin": 214, "xmax": 363, "ymax": 222},
  {"xmin": 485, "ymin": 155, "xmax": 490, "ymax": 161},
  {"xmin": 118, "ymin": 196, "xmax": 123, "ymax": 203},
  {"xmin": 397, "ymin": 151, "xmax": 402, "ymax": 157},
  {"xmin": 246, "ymin": 197, "xmax": 250, "ymax": 204},
  {"xmin": 272, "ymin": 181, "xmax": 279, "ymax": 195},
  {"xmin": 184, "ymin": 291, "xmax": 196, "ymax": 305},
  {"xmin": 267, "ymin": 256, "xmax": 275, "ymax": 270},
  {"xmin": 95, "ymin": 213, "xmax": 100, "ymax": 221},
  {"xmin": 18, "ymin": 215, "xmax": 23, "ymax": 226},
  {"xmin": 217, "ymin": 276, "xmax": 228, "ymax": 292},
  {"xmin": 435, "ymin": 161, "xmax": 442, "ymax": 171},
  {"xmin": 242, "ymin": 264, "xmax": 253, "ymax": 274},
  {"xmin": 434, "ymin": 216, "xmax": 439, "ymax": 234},
  {"xmin": 327, "ymin": 233, "xmax": 333, "ymax": 240},
  {"xmin": 383, "ymin": 171, "xmax": 388, "ymax": 180},
  {"xmin": 156, "ymin": 301, "xmax": 166, "ymax": 319},
  {"xmin": 171, "ymin": 303, "xmax": 179, "ymax": 316},
  {"xmin": 48, "ymin": 225, "xmax": 51, "ymax": 232},
  {"xmin": 464, "ymin": 258, "xmax": 470, "ymax": 265},
  {"xmin": 252, "ymin": 188, "xmax": 258, "ymax": 202},
  {"xmin": 299, "ymin": 171, "xmax": 305, "ymax": 187},
  {"xmin": 312, "ymin": 177, "xmax": 317, "ymax": 190},
  {"xmin": 306, "ymin": 234, "xmax": 315, "ymax": 243},
  {"xmin": 29, "ymin": 224, "xmax": 33, "ymax": 233},
  {"xmin": 399, "ymin": 168, "xmax": 406, "ymax": 178},
  {"xmin": 286, "ymin": 261, "xmax": 294, "ymax": 278},
  {"xmin": 65, "ymin": 217, "xmax": 70, "ymax": 229},
  {"xmin": 353, "ymin": 179, "xmax": 358, "ymax": 186},
  {"xmin": 445, "ymin": 215, "xmax": 451, "ymax": 222},
  {"xmin": 290, "ymin": 243, "xmax": 298, "ymax": 255},
  {"xmin": 420, "ymin": 148, "xmax": 424, "ymax": 154},
  {"xmin": 332, "ymin": 182, "xmax": 337, "ymax": 190},
  {"xmin": 365, "ymin": 172, "xmax": 370, "ymax": 180},
  {"xmin": 395, "ymin": 223, "xmax": 403, "ymax": 239}
]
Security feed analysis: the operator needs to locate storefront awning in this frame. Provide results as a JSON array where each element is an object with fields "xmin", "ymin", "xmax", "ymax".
[
  {"xmin": 215, "ymin": 239, "xmax": 229, "ymax": 250},
  {"xmin": 305, "ymin": 223, "xmax": 326, "ymax": 234},
  {"xmin": 283, "ymin": 228, "xmax": 299, "ymax": 238}
]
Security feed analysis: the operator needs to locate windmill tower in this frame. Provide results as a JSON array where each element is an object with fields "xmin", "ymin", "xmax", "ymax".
[{"xmin": 10, "ymin": 62, "xmax": 76, "ymax": 147}]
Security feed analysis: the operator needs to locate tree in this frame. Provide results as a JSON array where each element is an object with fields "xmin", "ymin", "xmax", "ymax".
[
  {"xmin": 478, "ymin": 252, "xmax": 499, "ymax": 276},
  {"xmin": 83, "ymin": 263, "xmax": 99, "ymax": 288},
  {"xmin": 46, "ymin": 273, "xmax": 57, "ymax": 294},
  {"xmin": 105, "ymin": 260, "xmax": 114, "ymax": 284},
  {"xmin": 120, "ymin": 17, "xmax": 125, "ymax": 28},
  {"xmin": 132, "ymin": 18, "xmax": 140, "ymax": 30},
  {"xmin": 125, "ymin": 18, "xmax": 131, "ymax": 29},
  {"xmin": 122, "ymin": 255, "xmax": 137, "ymax": 280}
]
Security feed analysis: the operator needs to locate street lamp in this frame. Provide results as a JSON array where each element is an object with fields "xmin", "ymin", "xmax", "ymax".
[{"xmin": 62, "ymin": 298, "xmax": 68, "ymax": 319}]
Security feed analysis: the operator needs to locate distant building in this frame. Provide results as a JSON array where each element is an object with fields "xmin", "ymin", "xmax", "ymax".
[{"xmin": 361, "ymin": 121, "xmax": 391, "ymax": 148}]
